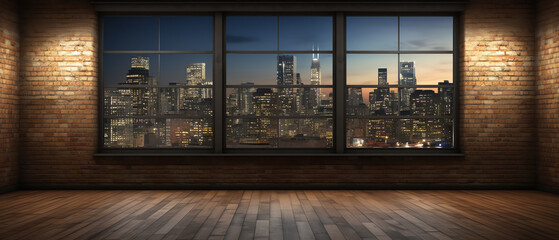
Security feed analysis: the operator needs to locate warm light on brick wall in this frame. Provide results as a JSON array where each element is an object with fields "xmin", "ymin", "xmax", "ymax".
[
  {"xmin": 0, "ymin": 0, "xmax": 19, "ymax": 192},
  {"xmin": 537, "ymin": 0, "xmax": 559, "ymax": 192},
  {"xmin": 9, "ymin": 0, "xmax": 552, "ymax": 189}
]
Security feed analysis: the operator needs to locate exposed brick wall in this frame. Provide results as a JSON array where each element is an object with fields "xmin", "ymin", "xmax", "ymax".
[
  {"xmin": 536, "ymin": 0, "xmax": 559, "ymax": 192},
  {"xmin": 0, "ymin": 0, "xmax": 19, "ymax": 192},
  {"xmin": 18, "ymin": 0, "xmax": 539, "ymax": 189}
]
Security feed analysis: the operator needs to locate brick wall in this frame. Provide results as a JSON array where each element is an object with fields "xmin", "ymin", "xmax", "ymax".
[
  {"xmin": 0, "ymin": 0, "xmax": 19, "ymax": 192},
  {"xmin": 18, "ymin": 0, "xmax": 539, "ymax": 189},
  {"xmin": 536, "ymin": 0, "xmax": 559, "ymax": 192}
]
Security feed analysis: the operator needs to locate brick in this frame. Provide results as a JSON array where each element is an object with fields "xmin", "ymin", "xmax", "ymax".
[
  {"xmin": 536, "ymin": 0, "xmax": 559, "ymax": 192},
  {"xmin": 11, "ymin": 0, "xmax": 543, "ymax": 190},
  {"xmin": 0, "ymin": 0, "xmax": 19, "ymax": 191}
]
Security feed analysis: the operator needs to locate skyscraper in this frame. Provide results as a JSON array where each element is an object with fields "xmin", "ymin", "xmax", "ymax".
[
  {"xmin": 182, "ymin": 63, "xmax": 206, "ymax": 112},
  {"xmin": 239, "ymin": 82, "xmax": 254, "ymax": 115},
  {"xmin": 310, "ymin": 54, "xmax": 321, "ymax": 110},
  {"xmin": 438, "ymin": 80, "xmax": 453, "ymax": 116},
  {"xmin": 125, "ymin": 56, "xmax": 150, "ymax": 116},
  {"xmin": 399, "ymin": 61, "xmax": 416, "ymax": 112},
  {"xmin": 369, "ymin": 68, "xmax": 393, "ymax": 115},
  {"xmin": 277, "ymin": 55, "xmax": 297, "ymax": 115},
  {"xmin": 378, "ymin": 68, "xmax": 388, "ymax": 86},
  {"xmin": 277, "ymin": 55, "xmax": 298, "ymax": 137}
]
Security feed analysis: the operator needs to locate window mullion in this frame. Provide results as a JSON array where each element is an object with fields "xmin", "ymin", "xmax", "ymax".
[
  {"xmin": 335, "ymin": 12, "xmax": 345, "ymax": 153},
  {"xmin": 214, "ymin": 12, "xmax": 224, "ymax": 153}
]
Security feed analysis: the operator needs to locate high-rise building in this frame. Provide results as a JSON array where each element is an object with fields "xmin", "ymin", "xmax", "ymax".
[
  {"xmin": 310, "ymin": 54, "xmax": 321, "ymax": 110},
  {"xmin": 277, "ymin": 55, "xmax": 297, "ymax": 115},
  {"xmin": 186, "ymin": 63, "xmax": 206, "ymax": 85},
  {"xmin": 399, "ymin": 61, "xmax": 416, "ymax": 112},
  {"xmin": 369, "ymin": 68, "xmax": 394, "ymax": 115},
  {"xmin": 378, "ymin": 68, "xmax": 388, "ymax": 86},
  {"xmin": 438, "ymin": 80, "xmax": 454, "ymax": 142},
  {"xmin": 239, "ymin": 82, "xmax": 254, "ymax": 115},
  {"xmin": 249, "ymin": 88, "xmax": 277, "ymax": 144},
  {"xmin": 182, "ymin": 63, "xmax": 206, "ymax": 112},
  {"xmin": 124, "ymin": 57, "xmax": 151, "ymax": 116},
  {"xmin": 131, "ymin": 56, "xmax": 149, "ymax": 70},
  {"xmin": 438, "ymin": 80, "xmax": 453, "ymax": 116},
  {"xmin": 410, "ymin": 90, "xmax": 439, "ymax": 141}
]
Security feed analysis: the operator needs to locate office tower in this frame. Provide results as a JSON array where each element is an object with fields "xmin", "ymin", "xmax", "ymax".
[
  {"xmin": 249, "ymin": 88, "xmax": 277, "ymax": 144},
  {"xmin": 104, "ymin": 89, "xmax": 134, "ymax": 147},
  {"xmin": 369, "ymin": 68, "xmax": 393, "ymax": 115},
  {"xmin": 438, "ymin": 80, "xmax": 454, "ymax": 143},
  {"xmin": 131, "ymin": 56, "xmax": 149, "ymax": 70},
  {"xmin": 277, "ymin": 55, "xmax": 297, "ymax": 114},
  {"xmin": 348, "ymin": 88, "xmax": 364, "ymax": 107},
  {"xmin": 160, "ymin": 83, "xmax": 180, "ymax": 115},
  {"xmin": 438, "ymin": 80, "xmax": 453, "ymax": 116},
  {"xmin": 182, "ymin": 63, "xmax": 206, "ymax": 112},
  {"xmin": 410, "ymin": 90, "xmax": 439, "ymax": 141},
  {"xmin": 399, "ymin": 61, "xmax": 416, "ymax": 112},
  {"xmin": 186, "ymin": 63, "xmax": 206, "ymax": 85},
  {"xmin": 295, "ymin": 73, "xmax": 304, "ymax": 113},
  {"xmin": 277, "ymin": 55, "xmax": 298, "ymax": 138},
  {"xmin": 239, "ymin": 82, "xmax": 254, "ymax": 115},
  {"xmin": 310, "ymin": 54, "xmax": 321, "ymax": 109},
  {"xmin": 378, "ymin": 68, "xmax": 388, "ymax": 86},
  {"xmin": 122, "ymin": 57, "xmax": 155, "ymax": 146},
  {"xmin": 411, "ymin": 90, "xmax": 437, "ymax": 116}
]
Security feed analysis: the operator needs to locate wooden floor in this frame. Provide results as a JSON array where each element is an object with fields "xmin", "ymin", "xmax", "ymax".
[{"xmin": 0, "ymin": 190, "xmax": 558, "ymax": 240}]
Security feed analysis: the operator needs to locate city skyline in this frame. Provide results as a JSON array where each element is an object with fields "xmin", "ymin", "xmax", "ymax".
[{"xmin": 102, "ymin": 15, "xmax": 454, "ymax": 149}]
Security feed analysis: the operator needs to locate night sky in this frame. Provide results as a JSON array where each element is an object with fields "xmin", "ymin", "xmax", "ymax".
[{"xmin": 103, "ymin": 16, "xmax": 453, "ymax": 88}]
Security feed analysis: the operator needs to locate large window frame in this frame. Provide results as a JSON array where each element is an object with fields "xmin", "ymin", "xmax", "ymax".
[{"xmin": 97, "ymin": 11, "xmax": 461, "ymax": 156}]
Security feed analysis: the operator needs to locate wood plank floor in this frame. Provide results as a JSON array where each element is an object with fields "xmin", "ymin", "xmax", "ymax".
[{"xmin": 0, "ymin": 190, "xmax": 558, "ymax": 240}]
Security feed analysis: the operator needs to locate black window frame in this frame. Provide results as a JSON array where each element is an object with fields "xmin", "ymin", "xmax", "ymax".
[{"xmin": 97, "ymin": 11, "xmax": 461, "ymax": 156}]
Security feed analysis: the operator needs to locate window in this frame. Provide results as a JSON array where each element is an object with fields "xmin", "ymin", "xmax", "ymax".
[
  {"xmin": 225, "ymin": 16, "xmax": 334, "ymax": 149},
  {"xmin": 100, "ymin": 13, "xmax": 457, "ymax": 154},
  {"xmin": 345, "ymin": 16, "xmax": 455, "ymax": 150},
  {"xmin": 102, "ymin": 16, "xmax": 214, "ymax": 150}
]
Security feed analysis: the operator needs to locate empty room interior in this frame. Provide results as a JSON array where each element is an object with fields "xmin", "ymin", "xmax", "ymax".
[{"xmin": 1, "ymin": 0, "xmax": 558, "ymax": 239}]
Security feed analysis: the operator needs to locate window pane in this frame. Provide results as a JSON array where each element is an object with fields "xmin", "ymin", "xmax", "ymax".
[
  {"xmin": 103, "ymin": 54, "xmax": 158, "ymax": 86},
  {"xmin": 399, "ymin": 54, "xmax": 453, "ymax": 85},
  {"xmin": 226, "ymin": 16, "xmax": 277, "ymax": 51},
  {"xmin": 103, "ymin": 16, "xmax": 158, "ymax": 51},
  {"xmin": 227, "ymin": 54, "xmax": 277, "ymax": 85},
  {"xmin": 400, "ymin": 17, "xmax": 453, "ymax": 51},
  {"xmin": 279, "ymin": 16, "xmax": 332, "ymax": 51},
  {"xmin": 160, "ymin": 16, "xmax": 213, "ymax": 51},
  {"xmin": 346, "ymin": 54, "xmax": 398, "ymax": 85},
  {"xmin": 346, "ymin": 118, "xmax": 453, "ymax": 148},
  {"xmin": 103, "ymin": 118, "xmax": 213, "ymax": 148},
  {"xmin": 160, "ymin": 54, "xmax": 213, "ymax": 86},
  {"xmin": 346, "ymin": 17, "xmax": 398, "ymax": 51}
]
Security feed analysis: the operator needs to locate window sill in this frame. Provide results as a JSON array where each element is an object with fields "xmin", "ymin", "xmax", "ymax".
[{"xmin": 93, "ymin": 153, "xmax": 465, "ymax": 157}]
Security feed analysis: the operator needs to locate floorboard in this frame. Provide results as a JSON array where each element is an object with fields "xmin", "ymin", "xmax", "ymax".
[{"xmin": 0, "ymin": 190, "xmax": 557, "ymax": 240}]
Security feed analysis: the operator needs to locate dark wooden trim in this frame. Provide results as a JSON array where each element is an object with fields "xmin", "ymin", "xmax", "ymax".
[{"xmin": 92, "ymin": 2, "xmax": 468, "ymax": 13}]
